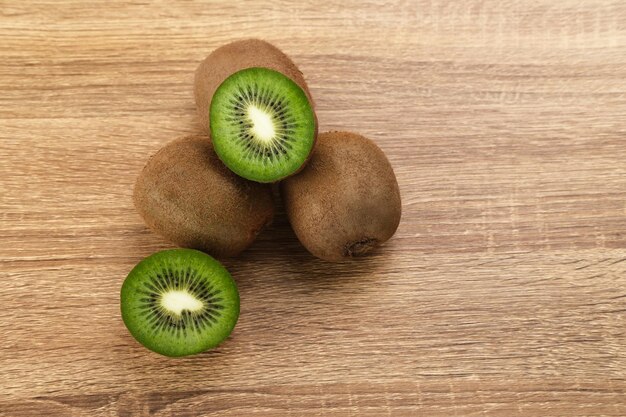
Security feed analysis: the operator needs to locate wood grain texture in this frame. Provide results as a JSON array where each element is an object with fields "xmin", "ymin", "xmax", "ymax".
[{"xmin": 1, "ymin": 0, "xmax": 625, "ymax": 415}]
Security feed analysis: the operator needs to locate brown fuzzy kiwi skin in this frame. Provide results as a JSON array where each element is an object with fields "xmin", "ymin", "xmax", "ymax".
[
  {"xmin": 194, "ymin": 39, "xmax": 318, "ymax": 146},
  {"xmin": 281, "ymin": 132, "xmax": 402, "ymax": 262},
  {"xmin": 133, "ymin": 135, "xmax": 275, "ymax": 258}
]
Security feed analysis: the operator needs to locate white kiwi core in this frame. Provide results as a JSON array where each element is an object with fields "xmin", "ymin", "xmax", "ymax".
[
  {"xmin": 160, "ymin": 290, "xmax": 204, "ymax": 315},
  {"xmin": 247, "ymin": 105, "xmax": 275, "ymax": 143}
]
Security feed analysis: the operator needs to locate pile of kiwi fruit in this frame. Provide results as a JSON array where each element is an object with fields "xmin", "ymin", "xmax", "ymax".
[{"xmin": 122, "ymin": 39, "xmax": 401, "ymax": 357}]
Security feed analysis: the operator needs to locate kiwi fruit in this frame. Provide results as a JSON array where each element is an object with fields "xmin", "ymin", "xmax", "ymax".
[
  {"xmin": 281, "ymin": 131, "xmax": 401, "ymax": 262},
  {"xmin": 121, "ymin": 249, "xmax": 239, "ymax": 357},
  {"xmin": 133, "ymin": 134, "xmax": 274, "ymax": 258},
  {"xmin": 210, "ymin": 67, "xmax": 317, "ymax": 182},
  {"xmin": 194, "ymin": 39, "xmax": 318, "ymax": 183},
  {"xmin": 194, "ymin": 39, "xmax": 314, "ymax": 133}
]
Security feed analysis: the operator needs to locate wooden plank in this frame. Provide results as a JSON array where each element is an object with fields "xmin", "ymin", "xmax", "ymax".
[{"xmin": 1, "ymin": 0, "xmax": 625, "ymax": 415}]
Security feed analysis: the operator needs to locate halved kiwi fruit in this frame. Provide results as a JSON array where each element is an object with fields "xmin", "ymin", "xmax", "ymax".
[
  {"xmin": 121, "ymin": 249, "xmax": 240, "ymax": 357},
  {"xmin": 281, "ymin": 131, "xmax": 402, "ymax": 262},
  {"xmin": 210, "ymin": 67, "xmax": 316, "ymax": 183}
]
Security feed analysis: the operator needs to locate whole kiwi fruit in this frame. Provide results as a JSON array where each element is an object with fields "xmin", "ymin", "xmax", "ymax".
[
  {"xmin": 134, "ymin": 134, "xmax": 274, "ymax": 258},
  {"xmin": 281, "ymin": 131, "xmax": 401, "ymax": 262},
  {"xmin": 194, "ymin": 38, "xmax": 315, "ymax": 134}
]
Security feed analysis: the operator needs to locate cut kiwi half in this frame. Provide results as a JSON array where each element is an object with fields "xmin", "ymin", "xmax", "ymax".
[
  {"xmin": 210, "ymin": 67, "xmax": 317, "ymax": 183},
  {"xmin": 121, "ymin": 249, "xmax": 240, "ymax": 357}
]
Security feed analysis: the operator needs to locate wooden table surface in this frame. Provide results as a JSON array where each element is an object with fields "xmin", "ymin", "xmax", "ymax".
[{"xmin": 2, "ymin": 1, "xmax": 626, "ymax": 415}]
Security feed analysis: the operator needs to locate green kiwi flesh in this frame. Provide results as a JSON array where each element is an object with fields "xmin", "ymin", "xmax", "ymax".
[
  {"xmin": 133, "ymin": 135, "xmax": 274, "ymax": 258},
  {"xmin": 121, "ymin": 249, "xmax": 240, "ymax": 357},
  {"xmin": 281, "ymin": 131, "xmax": 402, "ymax": 262},
  {"xmin": 210, "ymin": 67, "xmax": 316, "ymax": 183}
]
